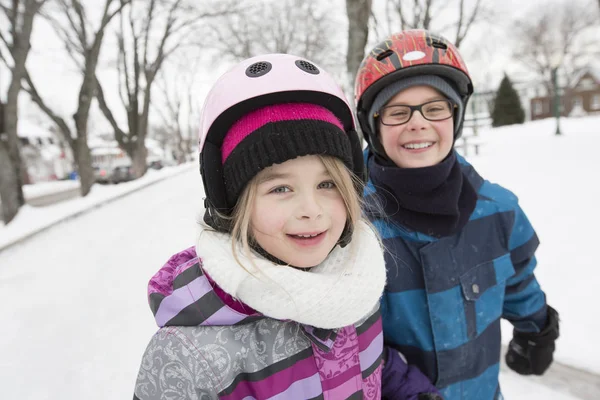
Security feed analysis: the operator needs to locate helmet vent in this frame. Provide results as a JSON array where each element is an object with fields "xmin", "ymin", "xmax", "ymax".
[
  {"xmin": 295, "ymin": 60, "xmax": 320, "ymax": 74},
  {"xmin": 245, "ymin": 61, "xmax": 272, "ymax": 77},
  {"xmin": 376, "ymin": 49, "xmax": 394, "ymax": 61},
  {"xmin": 431, "ymin": 40, "xmax": 447, "ymax": 50}
]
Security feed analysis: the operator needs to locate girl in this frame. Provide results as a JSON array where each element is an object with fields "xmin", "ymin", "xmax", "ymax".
[
  {"xmin": 133, "ymin": 54, "xmax": 441, "ymax": 400},
  {"xmin": 354, "ymin": 30, "xmax": 559, "ymax": 400}
]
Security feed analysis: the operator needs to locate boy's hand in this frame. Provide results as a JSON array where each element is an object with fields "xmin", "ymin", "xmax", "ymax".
[{"xmin": 505, "ymin": 305, "xmax": 559, "ymax": 375}]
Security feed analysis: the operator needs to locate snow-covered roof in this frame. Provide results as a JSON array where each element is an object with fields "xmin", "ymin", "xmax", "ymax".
[
  {"xmin": 90, "ymin": 147, "xmax": 124, "ymax": 156},
  {"xmin": 572, "ymin": 66, "xmax": 600, "ymax": 87},
  {"xmin": 88, "ymin": 136, "xmax": 119, "ymax": 149},
  {"xmin": 590, "ymin": 67, "xmax": 600, "ymax": 83}
]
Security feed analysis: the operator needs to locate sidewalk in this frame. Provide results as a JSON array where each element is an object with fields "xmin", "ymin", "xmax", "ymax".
[
  {"xmin": 23, "ymin": 180, "xmax": 81, "ymax": 206},
  {"xmin": 0, "ymin": 163, "xmax": 195, "ymax": 252}
]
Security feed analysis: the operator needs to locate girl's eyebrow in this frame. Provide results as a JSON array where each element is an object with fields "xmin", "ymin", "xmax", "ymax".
[
  {"xmin": 257, "ymin": 172, "xmax": 291, "ymax": 185},
  {"xmin": 257, "ymin": 169, "xmax": 330, "ymax": 185}
]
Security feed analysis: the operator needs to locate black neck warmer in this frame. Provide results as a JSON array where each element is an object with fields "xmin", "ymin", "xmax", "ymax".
[{"xmin": 368, "ymin": 151, "xmax": 478, "ymax": 238}]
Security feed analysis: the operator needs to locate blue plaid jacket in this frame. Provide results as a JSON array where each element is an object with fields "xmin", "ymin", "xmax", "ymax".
[{"xmin": 364, "ymin": 152, "xmax": 548, "ymax": 400}]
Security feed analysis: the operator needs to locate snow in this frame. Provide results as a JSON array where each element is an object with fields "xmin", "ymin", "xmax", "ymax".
[
  {"xmin": 0, "ymin": 163, "xmax": 195, "ymax": 250},
  {"xmin": 500, "ymin": 370, "xmax": 581, "ymax": 400},
  {"xmin": 1, "ymin": 116, "xmax": 599, "ymax": 399},
  {"xmin": 464, "ymin": 116, "xmax": 600, "ymax": 377},
  {"xmin": 22, "ymin": 179, "xmax": 80, "ymax": 199}
]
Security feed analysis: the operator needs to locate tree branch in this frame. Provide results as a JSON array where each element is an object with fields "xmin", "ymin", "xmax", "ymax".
[
  {"xmin": 0, "ymin": 30, "xmax": 13, "ymax": 58},
  {"xmin": 100, "ymin": 0, "xmax": 130, "ymax": 31},
  {"xmin": 455, "ymin": 0, "xmax": 481, "ymax": 48},
  {"xmin": 9, "ymin": 0, "xmax": 18, "ymax": 42},
  {"xmin": 0, "ymin": 44, "xmax": 11, "ymax": 68},
  {"xmin": 57, "ymin": 0, "xmax": 87, "ymax": 48},
  {"xmin": 22, "ymin": 70, "xmax": 73, "ymax": 148},
  {"xmin": 0, "ymin": 3, "xmax": 12, "ymax": 16},
  {"xmin": 95, "ymin": 76, "xmax": 127, "ymax": 143},
  {"xmin": 117, "ymin": 12, "xmax": 133, "ymax": 109},
  {"xmin": 71, "ymin": 0, "xmax": 88, "ymax": 47},
  {"xmin": 142, "ymin": 0, "xmax": 157, "ymax": 68},
  {"xmin": 455, "ymin": 0, "xmax": 465, "ymax": 45},
  {"xmin": 42, "ymin": 10, "xmax": 85, "ymax": 67},
  {"xmin": 422, "ymin": 0, "xmax": 434, "ymax": 29}
]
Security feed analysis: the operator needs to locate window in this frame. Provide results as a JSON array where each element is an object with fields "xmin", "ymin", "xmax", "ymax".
[
  {"xmin": 579, "ymin": 78, "xmax": 596, "ymax": 91},
  {"xmin": 573, "ymin": 96, "xmax": 583, "ymax": 108},
  {"xmin": 533, "ymin": 100, "xmax": 543, "ymax": 115},
  {"xmin": 592, "ymin": 94, "xmax": 600, "ymax": 110}
]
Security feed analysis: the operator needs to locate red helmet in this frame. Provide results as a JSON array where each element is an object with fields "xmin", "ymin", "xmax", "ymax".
[{"xmin": 355, "ymin": 30, "xmax": 473, "ymax": 144}]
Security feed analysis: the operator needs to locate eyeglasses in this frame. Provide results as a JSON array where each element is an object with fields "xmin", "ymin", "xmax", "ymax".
[{"xmin": 374, "ymin": 100, "xmax": 456, "ymax": 126}]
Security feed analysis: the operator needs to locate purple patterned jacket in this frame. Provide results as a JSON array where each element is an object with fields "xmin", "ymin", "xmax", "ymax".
[{"xmin": 133, "ymin": 247, "xmax": 439, "ymax": 400}]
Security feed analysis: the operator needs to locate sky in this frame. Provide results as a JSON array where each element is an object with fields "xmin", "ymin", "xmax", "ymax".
[
  {"xmin": 1, "ymin": 115, "xmax": 599, "ymax": 399},
  {"xmin": 2, "ymin": 0, "xmax": 593, "ymax": 137}
]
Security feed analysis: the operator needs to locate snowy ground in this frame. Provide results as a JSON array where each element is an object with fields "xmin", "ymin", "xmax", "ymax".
[
  {"xmin": 0, "ymin": 116, "xmax": 599, "ymax": 399},
  {"xmin": 23, "ymin": 179, "xmax": 80, "ymax": 198},
  {"xmin": 466, "ymin": 116, "xmax": 600, "ymax": 378},
  {"xmin": 0, "ymin": 163, "xmax": 195, "ymax": 250}
]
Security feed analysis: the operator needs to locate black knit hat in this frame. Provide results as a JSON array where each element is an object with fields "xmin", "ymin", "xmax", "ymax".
[{"xmin": 221, "ymin": 103, "xmax": 354, "ymax": 206}]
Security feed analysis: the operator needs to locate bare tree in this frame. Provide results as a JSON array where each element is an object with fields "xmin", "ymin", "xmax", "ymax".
[
  {"xmin": 374, "ymin": 0, "xmax": 493, "ymax": 48},
  {"xmin": 0, "ymin": 0, "xmax": 46, "ymax": 224},
  {"xmin": 152, "ymin": 57, "xmax": 199, "ymax": 163},
  {"xmin": 205, "ymin": 0, "xmax": 342, "ymax": 71},
  {"xmin": 512, "ymin": 0, "xmax": 599, "ymax": 94},
  {"xmin": 95, "ymin": 0, "xmax": 228, "ymax": 177},
  {"xmin": 346, "ymin": 0, "xmax": 372, "ymax": 92},
  {"xmin": 22, "ymin": 0, "xmax": 129, "ymax": 196}
]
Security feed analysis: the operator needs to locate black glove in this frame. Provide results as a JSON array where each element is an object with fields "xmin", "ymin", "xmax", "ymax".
[
  {"xmin": 418, "ymin": 393, "xmax": 444, "ymax": 400},
  {"xmin": 505, "ymin": 305, "xmax": 559, "ymax": 375}
]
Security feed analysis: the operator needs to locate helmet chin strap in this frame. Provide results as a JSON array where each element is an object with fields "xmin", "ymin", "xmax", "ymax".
[{"xmin": 202, "ymin": 199, "xmax": 232, "ymax": 233}]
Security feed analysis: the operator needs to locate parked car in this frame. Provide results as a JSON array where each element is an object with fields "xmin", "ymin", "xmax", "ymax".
[
  {"xmin": 94, "ymin": 164, "xmax": 134, "ymax": 184},
  {"xmin": 92, "ymin": 147, "xmax": 134, "ymax": 184},
  {"xmin": 111, "ymin": 165, "xmax": 134, "ymax": 183},
  {"xmin": 148, "ymin": 159, "xmax": 164, "ymax": 170}
]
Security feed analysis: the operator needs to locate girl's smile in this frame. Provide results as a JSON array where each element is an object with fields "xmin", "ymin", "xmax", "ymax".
[{"xmin": 286, "ymin": 230, "xmax": 327, "ymax": 247}]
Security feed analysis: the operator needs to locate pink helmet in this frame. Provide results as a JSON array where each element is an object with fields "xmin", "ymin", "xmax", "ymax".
[{"xmin": 198, "ymin": 54, "xmax": 364, "ymax": 230}]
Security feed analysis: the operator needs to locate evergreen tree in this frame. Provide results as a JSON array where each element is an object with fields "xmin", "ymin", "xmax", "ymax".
[{"xmin": 491, "ymin": 74, "xmax": 526, "ymax": 127}]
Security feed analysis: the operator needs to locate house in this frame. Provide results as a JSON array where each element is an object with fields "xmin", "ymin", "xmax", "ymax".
[
  {"xmin": 530, "ymin": 67, "xmax": 600, "ymax": 120},
  {"xmin": 465, "ymin": 77, "xmax": 546, "ymax": 128},
  {"xmin": 17, "ymin": 120, "xmax": 74, "ymax": 183}
]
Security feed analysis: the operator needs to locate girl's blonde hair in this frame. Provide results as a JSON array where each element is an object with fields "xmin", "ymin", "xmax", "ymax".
[{"xmin": 229, "ymin": 155, "xmax": 366, "ymax": 270}]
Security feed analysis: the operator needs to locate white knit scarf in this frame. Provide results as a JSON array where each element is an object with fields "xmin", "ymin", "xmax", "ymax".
[{"xmin": 196, "ymin": 221, "xmax": 386, "ymax": 329}]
